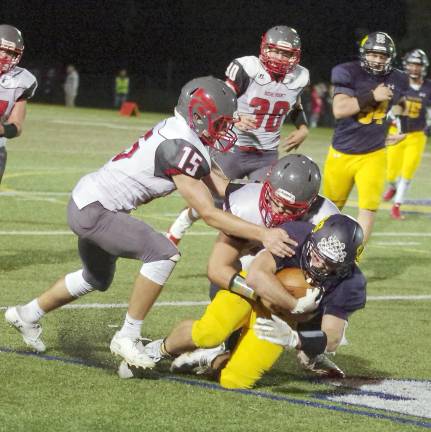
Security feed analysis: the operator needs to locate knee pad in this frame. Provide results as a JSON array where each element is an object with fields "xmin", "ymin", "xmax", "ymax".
[
  {"xmin": 65, "ymin": 269, "xmax": 95, "ymax": 298},
  {"xmin": 140, "ymin": 254, "xmax": 180, "ymax": 285}
]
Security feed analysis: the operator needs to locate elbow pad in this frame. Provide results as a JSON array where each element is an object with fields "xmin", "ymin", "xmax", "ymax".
[
  {"xmin": 1, "ymin": 123, "xmax": 18, "ymax": 139},
  {"xmin": 290, "ymin": 105, "xmax": 308, "ymax": 128}
]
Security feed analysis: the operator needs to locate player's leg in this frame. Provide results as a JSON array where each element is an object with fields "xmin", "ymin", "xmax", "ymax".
[
  {"xmin": 355, "ymin": 148, "xmax": 386, "ymax": 242},
  {"xmin": 0, "ymin": 146, "xmax": 7, "ymax": 184},
  {"xmin": 219, "ymin": 308, "xmax": 283, "ymax": 389},
  {"xmin": 323, "ymin": 146, "xmax": 354, "ymax": 210},
  {"xmin": 392, "ymin": 132, "xmax": 427, "ymax": 219},
  {"xmin": 91, "ymin": 206, "xmax": 180, "ymax": 367},
  {"xmin": 244, "ymin": 150, "xmax": 278, "ymax": 182},
  {"xmin": 168, "ymin": 291, "xmax": 252, "ymax": 374},
  {"xmin": 5, "ymin": 200, "xmax": 117, "ymax": 352},
  {"xmin": 383, "ymin": 133, "xmax": 405, "ymax": 201}
]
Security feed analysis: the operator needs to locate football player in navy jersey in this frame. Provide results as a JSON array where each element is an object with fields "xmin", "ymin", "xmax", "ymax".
[
  {"xmin": 383, "ymin": 49, "xmax": 431, "ymax": 220},
  {"xmin": 5, "ymin": 76, "xmax": 294, "ymax": 369},
  {"xmin": 0, "ymin": 24, "xmax": 37, "ymax": 184},
  {"xmin": 123, "ymin": 215, "xmax": 365, "ymax": 388},
  {"xmin": 167, "ymin": 25, "xmax": 310, "ymax": 245},
  {"xmin": 322, "ymin": 32, "xmax": 409, "ymax": 242}
]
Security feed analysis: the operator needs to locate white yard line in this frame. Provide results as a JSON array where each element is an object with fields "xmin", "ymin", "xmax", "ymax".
[
  {"xmin": 2, "ymin": 229, "xmax": 431, "ymax": 238},
  {"xmin": 50, "ymin": 119, "xmax": 154, "ymax": 130},
  {"xmin": 1, "ymin": 295, "xmax": 430, "ymax": 312}
]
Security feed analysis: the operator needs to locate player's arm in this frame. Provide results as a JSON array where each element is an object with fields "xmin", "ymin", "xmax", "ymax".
[
  {"xmin": 333, "ymin": 84, "xmax": 393, "ymax": 119},
  {"xmin": 0, "ymin": 99, "xmax": 27, "ymax": 138},
  {"xmin": 173, "ymin": 173, "xmax": 295, "ymax": 257},
  {"xmin": 321, "ymin": 314, "xmax": 346, "ymax": 353},
  {"xmin": 202, "ymin": 161, "xmax": 230, "ymax": 197},
  {"xmin": 282, "ymin": 97, "xmax": 309, "ymax": 152},
  {"xmin": 246, "ymin": 250, "xmax": 300, "ymax": 312},
  {"xmin": 207, "ymin": 232, "xmax": 244, "ymax": 288}
]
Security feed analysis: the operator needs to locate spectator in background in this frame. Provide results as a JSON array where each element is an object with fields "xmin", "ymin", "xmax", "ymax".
[
  {"xmin": 63, "ymin": 64, "xmax": 79, "ymax": 107},
  {"xmin": 114, "ymin": 69, "xmax": 130, "ymax": 108},
  {"xmin": 310, "ymin": 84, "xmax": 323, "ymax": 127}
]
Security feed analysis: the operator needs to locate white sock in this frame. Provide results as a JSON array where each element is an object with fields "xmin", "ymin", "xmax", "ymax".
[
  {"xmin": 19, "ymin": 299, "xmax": 45, "ymax": 323},
  {"xmin": 118, "ymin": 313, "xmax": 143, "ymax": 339},
  {"xmin": 394, "ymin": 178, "xmax": 410, "ymax": 205}
]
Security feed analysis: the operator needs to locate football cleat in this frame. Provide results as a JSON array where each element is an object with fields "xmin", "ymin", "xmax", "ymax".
[
  {"xmin": 143, "ymin": 338, "xmax": 170, "ymax": 363},
  {"xmin": 170, "ymin": 345, "xmax": 225, "ymax": 375},
  {"xmin": 110, "ymin": 332, "xmax": 155, "ymax": 369},
  {"xmin": 5, "ymin": 306, "xmax": 46, "ymax": 352},
  {"xmin": 382, "ymin": 186, "xmax": 397, "ymax": 202},
  {"xmin": 166, "ymin": 208, "xmax": 194, "ymax": 246},
  {"xmin": 390, "ymin": 204, "xmax": 405, "ymax": 220},
  {"xmin": 297, "ymin": 350, "xmax": 345, "ymax": 379}
]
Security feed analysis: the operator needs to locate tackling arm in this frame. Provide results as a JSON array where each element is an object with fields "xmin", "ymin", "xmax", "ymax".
[{"xmin": 173, "ymin": 173, "xmax": 294, "ymax": 257}]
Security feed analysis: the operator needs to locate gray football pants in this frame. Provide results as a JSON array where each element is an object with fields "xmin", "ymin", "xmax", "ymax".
[{"xmin": 67, "ymin": 199, "xmax": 179, "ymax": 291}]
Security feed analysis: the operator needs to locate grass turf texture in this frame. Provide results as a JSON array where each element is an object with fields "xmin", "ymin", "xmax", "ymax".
[{"xmin": 0, "ymin": 104, "xmax": 430, "ymax": 431}]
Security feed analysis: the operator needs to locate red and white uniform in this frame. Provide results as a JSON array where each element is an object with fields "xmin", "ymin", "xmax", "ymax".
[
  {"xmin": 0, "ymin": 66, "xmax": 37, "ymax": 148},
  {"xmin": 226, "ymin": 56, "xmax": 309, "ymax": 150},
  {"xmin": 73, "ymin": 113, "xmax": 212, "ymax": 212}
]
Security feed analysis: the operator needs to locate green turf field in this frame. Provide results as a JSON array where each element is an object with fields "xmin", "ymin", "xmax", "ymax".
[{"xmin": 1, "ymin": 104, "xmax": 430, "ymax": 431}]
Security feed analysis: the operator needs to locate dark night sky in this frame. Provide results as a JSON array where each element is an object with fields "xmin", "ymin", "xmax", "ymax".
[{"xmin": 0, "ymin": 0, "xmax": 410, "ymax": 108}]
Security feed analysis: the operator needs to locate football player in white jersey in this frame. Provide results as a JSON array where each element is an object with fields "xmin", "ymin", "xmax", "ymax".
[
  {"xmin": 0, "ymin": 24, "xmax": 37, "ymax": 183},
  {"xmin": 167, "ymin": 25, "xmax": 310, "ymax": 245},
  {"xmin": 5, "ymin": 76, "xmax": 295, "ymax": 369}
]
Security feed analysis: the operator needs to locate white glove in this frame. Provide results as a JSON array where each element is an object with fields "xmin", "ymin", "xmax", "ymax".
[
  {"xmin": 253, "ymin": 314, "xmax": 299, "ymax": 349},
  {"xmin": 291, "ymin": 287, "xmax": 321, "ymax": 314}
]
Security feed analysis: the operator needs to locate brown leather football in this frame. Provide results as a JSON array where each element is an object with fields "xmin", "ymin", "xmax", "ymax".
[{"xmin": 275, "ymin": 267, "xmax": 310, "ymax": 299}]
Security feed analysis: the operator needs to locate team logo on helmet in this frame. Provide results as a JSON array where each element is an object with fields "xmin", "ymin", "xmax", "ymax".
[{"xmin": 317, "ymin": 236, "xmax": 347, "ymax": 263}]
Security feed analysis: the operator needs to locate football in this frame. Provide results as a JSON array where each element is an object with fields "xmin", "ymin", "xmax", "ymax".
[{"xmin": 275, "ymin": 267, "xmax": 310, "ymax": 299}]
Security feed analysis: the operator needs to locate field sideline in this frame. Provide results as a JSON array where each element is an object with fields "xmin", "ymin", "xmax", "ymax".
[{"xmin": 0, "ymin": 104, "xmax": 430, "ymax": 431}]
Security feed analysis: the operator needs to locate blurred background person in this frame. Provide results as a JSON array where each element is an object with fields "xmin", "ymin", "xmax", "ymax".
[
  {"xmin": 383, "ymin": 49, "xmax": 431, "ymax": 220},
  {"xmin": 309, "ymin": 83, "xmax": 324, "ymax": 128},
  {"xmin": 63, "ymin": 64, "xmax": 79, "ymax": 107},
  {"xmin": 114, "ymin": 69, "xmax": 130, "ymax": 108}
]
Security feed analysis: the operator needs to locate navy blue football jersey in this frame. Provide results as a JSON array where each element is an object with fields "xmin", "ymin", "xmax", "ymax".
[
  {"xmin": 272, "ymin": 221, "xmax": 367, "ymax": 320},
  {"xmin": 331, "ymin": 61, "xmax": 409, "ymax": 154}
]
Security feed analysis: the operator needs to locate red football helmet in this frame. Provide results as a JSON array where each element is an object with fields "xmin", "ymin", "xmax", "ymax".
[
  {"xmin": 260, "ymin": 26, "xmax": 301, "ymax": 77},
  {"xmin": 0, "ymin": 25, "xmax": 24, "ymax": 75}
]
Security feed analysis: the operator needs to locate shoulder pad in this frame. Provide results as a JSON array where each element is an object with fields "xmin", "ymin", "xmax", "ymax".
[
  {"xmin": 12, "ymin": 67, "xmax": 37, "ymax": 89},
  {"xmin": 283, "ymin": 65, "xmax": 309, "ymax": 88},
  {"xmin": 236, "ymin": 56, "xmax": 270, "ymax": 81}
]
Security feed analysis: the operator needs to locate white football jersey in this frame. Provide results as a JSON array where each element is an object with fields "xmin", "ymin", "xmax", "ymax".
[
  {"xmin": 72, "ymin": 114, "xmax": 212, "ymax": 212},
  {"xmin": 225, "ymin": 56, "xmax": 309, "ymax": 150},
  {"xmin": 301, "ymin": 195, "xmax": 340, "ymax": 225},
  {"xmin": 0, "ymin": 66, "xmax": 37, "ymax": 148},
  {"xmin": 225, "ymin": 183, "xmax": 339, "ymax": 260}
]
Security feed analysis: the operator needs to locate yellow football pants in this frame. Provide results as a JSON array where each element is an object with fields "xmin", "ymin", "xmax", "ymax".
[
  {"xmin": 191, "ymin": 290, "xmax": 283, "ymax": 389},
  {"xmin": 323, "ymin": 145, "xmax": 387, "ymax": 210},
  {"xmin": 386, "ymin": 131, "xmax": 427, "ymax": 182}
]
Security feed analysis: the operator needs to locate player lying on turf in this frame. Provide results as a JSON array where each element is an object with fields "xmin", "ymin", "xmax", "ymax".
[{"xmin": 119, "ymin": 214, "xmax": 366, "ymax": 388}]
